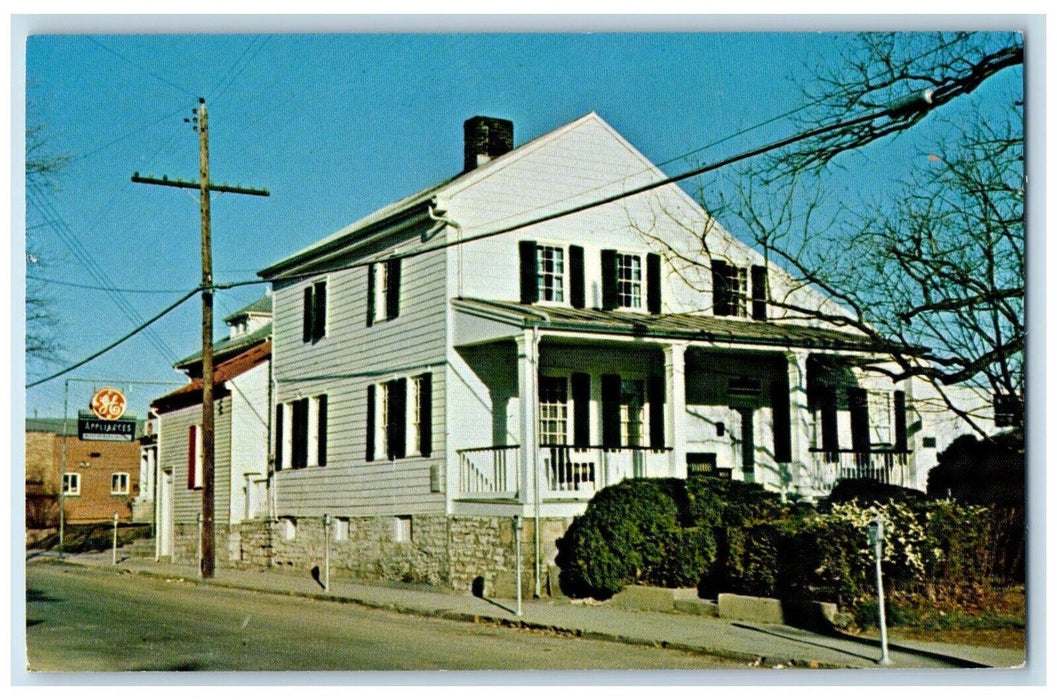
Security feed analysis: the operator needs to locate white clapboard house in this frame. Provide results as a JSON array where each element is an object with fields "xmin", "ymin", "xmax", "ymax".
[
  {"xmin": 254, "ymin": 113, "xmax": 989, "ymax": 592},
  {"xmin": 151, "ymin": 297, "xmax": 272, "ymax": 564}
]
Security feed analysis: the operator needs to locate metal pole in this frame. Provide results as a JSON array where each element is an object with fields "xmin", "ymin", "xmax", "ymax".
[
  {"xmin": 59, "ymin": 379, "xmax": 68, "ymax": 558},
  {"xmin": 514, "ymin": 515, "xmax": 523, "ymax": 617},
  {"xmin": 112, "ymin": 513, "xmax": 119, "ymax": 565},
  {"xmin": 870, "ymin": 519, "xmax": 892, "ymax": 665},
  {"xmin": 323, "ymin": 514, "xmax": 330, "ymax": 592}
]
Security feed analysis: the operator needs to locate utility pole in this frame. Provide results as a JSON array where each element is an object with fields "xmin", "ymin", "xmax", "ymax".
[{"xmin": 132, "ymin": 97, "xmax": 268, "ymax": 578}]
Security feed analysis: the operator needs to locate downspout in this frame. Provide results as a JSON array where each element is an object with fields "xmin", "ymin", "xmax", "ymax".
[
  {"xmin": 532, "ymin": 324, "xmax": 542, "ymax": 598},
  {"xmin": 428, "ymin": 202, "xmax": 464, "ymax": 298},
  {"xmin": 268, "ymin": 350, "xmax": 277, "ymax": 524}
]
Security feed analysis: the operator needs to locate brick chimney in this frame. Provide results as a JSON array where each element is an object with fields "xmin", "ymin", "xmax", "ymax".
[{"xmin": 463, "ymin": 116, "xmax": 514, "ymax": 171}]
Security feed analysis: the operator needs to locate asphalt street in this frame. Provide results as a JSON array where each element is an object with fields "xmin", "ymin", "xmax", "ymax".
[{"xmin": 26, "ymin": 561, "xmax": 754, "ymax": 672}]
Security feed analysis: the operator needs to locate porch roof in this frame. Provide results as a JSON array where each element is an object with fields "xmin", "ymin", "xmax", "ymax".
[{"xmin": 453, "ymin": 298, "xmax": 895, "ymax": 352}]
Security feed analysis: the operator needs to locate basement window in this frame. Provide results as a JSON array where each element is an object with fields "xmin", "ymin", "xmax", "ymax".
[
  {"xmin": 279, "ymin": 517, "xmax": 297, "ymax": 541},
  {"xmin": 393, "ymin": 516, "xmax": 412, "ymax": 543}
]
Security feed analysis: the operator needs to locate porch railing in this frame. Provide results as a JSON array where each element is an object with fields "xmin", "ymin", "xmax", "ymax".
[
  {"xmin": 541, "ymin": 445, "xmax": 672, "ymax": 496},
  {"xmin": 457, "ymin": 445, "xmax": 520, "ymax": 497},
  {"xmin": 808, "ymin": 449, "xmax": 910, "ymax": 492}
]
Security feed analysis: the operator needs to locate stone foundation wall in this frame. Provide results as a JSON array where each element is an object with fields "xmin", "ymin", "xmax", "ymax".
[
  {"xmin": 226, "ymin": 514, "xmax": 574, "ymax": 596},
  {"xmin": 171, "ymin": 522, "xmax": 233, "ymax": 567}
]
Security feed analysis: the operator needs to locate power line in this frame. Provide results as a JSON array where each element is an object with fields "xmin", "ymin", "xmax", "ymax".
[
  {"xmin": 86, "ymin": 37, "xmax": 196, "ymax": 98},
  {"xmin": 268, "ymin": 98, "xmax": 925, "ymax": 283},
  {"xmin": 26, "ymin": 184, "xmax": 180, "ymax": 363},
  {"xmin": 26, "ymin": 274, "xmax": 193, "ymax": 295},
  {"xmin": 25, "ymin": 287, "xmax": 201, "ymax": 389}
]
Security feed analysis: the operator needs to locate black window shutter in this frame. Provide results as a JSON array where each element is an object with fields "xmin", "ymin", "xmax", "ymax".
[
  {"xmin": 365, "ymin": 384, "xmax": 376, "ymax": 462},
  {"xmin": 647, "ymin": 253, "xmax": 662, "ymax": 314},
  {"xmin": 751, "ymin": 265, "xmax": 768, "ymax": 320},
  {"xmin": 518, "ymin": 240, "xmax": 538, "ymax": 304},
  {"xmin": 601, "ymin": 373, "xmax": 622, "ymax": 448},
  {"xmin": 302, "ymin": 286, "xmax": 313, "ymax": 342},
  {"xmin": 894, "ymin": 390, "xmax": 908, "ymax": 452},
  {"xmin": 366, "ymin": 264, "xmax": 375, "ymax": 327},
  {"xmin": 386, "ymin": 258, "xmax": 401, "ymax": 320},
  {"xmin": 820, "ymin": 388, "xmax": 839, "ymax": 453},
  {"xmin": 317, "ymin": 394, "xmax": 328, "ymax": 466},
  {"xmin": 569, "ymin": 245, "xmax": 585, "ymax": 309},
  {"xmin": 648, "ymin": 374, "xmax": 665, "ymax": 449},
  {"xmin": 571, "ymin": 372, "xmax": 591, "ymax": 447},
  {"xmin": 712, "ymin": 259, "xmax": 730, "ymax": 316},
  {"xmin": 849, "ymin": 387, "xmax": 870, "ymax": 453},
  {"xmin": 600, "ymin": 250, "xmax": 618, "ymax": 311},
  {"xmin": 771, "ymin": 377, "xmax": 792, "ymax": 462},
  {"xmin": 387, "ymin": 378, "xmax": 407, "ymax": 460},
  {"xmin": 274, "ymin": 404, "xmax": 284, "ymax": 471},
  {"xmin": 418, "ymin": 373, "xmax": 432, "ymax": 457},
  {"xmin": 292, "ymin": 398, "xmax": 309, "ymax": 469},
  {"xmin": 312, "ymin": 281, "xmax": 327, "ymax": 340}
]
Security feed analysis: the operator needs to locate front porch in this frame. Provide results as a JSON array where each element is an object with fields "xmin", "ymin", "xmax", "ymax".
[
  {"xmin": 456, "ymin": 444, "xmax": 672, "ymax": 502},
  {"xmin": 449, "ymin": 299, "xmax": 917, "ymax": 509}
]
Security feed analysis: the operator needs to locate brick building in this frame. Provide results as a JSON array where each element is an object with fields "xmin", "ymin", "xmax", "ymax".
[{"xmin": 25, "ymin": 418, "xmax": 144, "ymax": 527}]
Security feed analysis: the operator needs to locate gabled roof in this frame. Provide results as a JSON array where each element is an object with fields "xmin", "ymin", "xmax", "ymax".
[
  {"xmin": 223, "ymin": 295, "xmax": 272, "ymax": 324},
  {"xmin": 174, "ymin": 321, "xmax": 272, "ymax": 373},
  {"xmin": 453, "ymin": 298, "xmax": 891, "ymax": 353},
  {"xmin": 257, "ymin": 112, "xmax": 639, "ymax": 279},
  {"xmin": 153, "ymin": 340, "xmax": 272, "ymax": 414}
]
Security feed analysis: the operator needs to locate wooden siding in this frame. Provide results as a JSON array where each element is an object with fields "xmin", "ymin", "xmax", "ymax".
[
  {"xmin": 443, "ymin": 114, "xmax": 848, "ymax": 325},
  {"xmin": 271, "ymin": 239, "xmax": 447, "ymax": 518},
  {"xmin": 157, "ymin": 398, "xmax": 233, "ymax": 526}
]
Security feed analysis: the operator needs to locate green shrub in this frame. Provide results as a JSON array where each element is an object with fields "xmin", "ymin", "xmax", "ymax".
[
  {"xmin": 555, "ymin": 479, "xmax": 699, "ymax": 599},
  {"xmin": 821, "ymin": 478, "xmax": 926, "ymax": 510}
]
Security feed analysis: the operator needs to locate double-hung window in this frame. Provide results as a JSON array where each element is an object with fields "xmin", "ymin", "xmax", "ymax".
[
  {"xmin": 538, "ymin": 376, "xmax": 569, "ymax": 446},
  {"xmin": 536, "ymin": 245, "xmax": 565, "ymax": 303},
  {"xmin": 615, "ymin": 254, "xmax": 642, "ymax": 309},
  {"xmin": 366, "ymin": 373, "xmax": 432, "ymax": 462},
  {"xmin": 519, "ymin": 241, "xmax": 586, "ymax": 308},
  {"xmin": 302, "ymin": 280, "xmax": 327, "ymax": 343},
  {"xmin": 274, "ymin": 394, "xmax": 328, "ymax": 470},
  {"xmin": 601, "ymin": 250, "xmax": 662, "ymax": 313},
  {"xmin": 111, "ymin": 472, "xmax": 130, "ymax": 495},
  {"xmin": 712, "ymin": 260, "xmax": 768, "ymax": 319},
  {"xmin": 62, "ymin": 473, "xmax": 80, "ymax": 496},
  {"xmin": 187, "ymin": 424, "xmax": 203, "ymax": 489},
  {"xmin": 367, "ymin": 258, "xmax": 401, "ymax": 325}
]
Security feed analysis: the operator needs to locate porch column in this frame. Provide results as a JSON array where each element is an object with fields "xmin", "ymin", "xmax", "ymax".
[
  {"xmin": 786, "ymin": 351, "xmax": 813, "ymax": 493},
  {"xmin": 516, "ymin": 329, "xmax": 540, "ymax": 506},
  {"xmin": 665, "ymin": 342, "xmax": 688, "ymax": 478}
]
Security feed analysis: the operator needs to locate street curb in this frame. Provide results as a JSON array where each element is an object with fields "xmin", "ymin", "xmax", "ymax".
[
  {"xmin": 826, "ymin": 629, "xmax": 991, "ymax": 669},
  {"xmin": 39, "ymin": 558, "xmax": 856, "ymax": 669}
]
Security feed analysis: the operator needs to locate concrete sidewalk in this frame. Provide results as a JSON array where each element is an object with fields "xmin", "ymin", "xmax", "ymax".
[{"xmin": 34, "ymin": 551, "xmax": 1025, "ymax": 671}]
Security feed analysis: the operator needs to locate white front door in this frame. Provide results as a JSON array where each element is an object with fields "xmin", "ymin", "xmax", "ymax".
[{"xmin": 158, "ymin": 469, "xmax": 173, "ymax": 557}]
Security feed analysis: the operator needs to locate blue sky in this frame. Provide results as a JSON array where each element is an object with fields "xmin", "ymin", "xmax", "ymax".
[{"xmin": 18, "ymin": 24, "xmax": 1025, "ymax": 420}]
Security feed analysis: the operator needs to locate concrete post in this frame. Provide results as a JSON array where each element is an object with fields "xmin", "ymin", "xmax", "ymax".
[{"xmin": 664, "ymin": 342, "xmax": 688, "ymax": 478}]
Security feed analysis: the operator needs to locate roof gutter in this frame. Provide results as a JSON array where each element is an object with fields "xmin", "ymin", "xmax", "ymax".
[{"xmin": 259, "ymin": 204, "xmax": 433, "ymax": 280}]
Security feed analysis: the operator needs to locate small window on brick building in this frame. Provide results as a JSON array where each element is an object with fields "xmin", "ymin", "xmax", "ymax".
[
  {"xmin": 62, "ymin": 473, "xmax": 80, "ymax": 496},
  {"xmin": 111, "ymin": 472, "xmax": 130, "ymax": 495}
]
